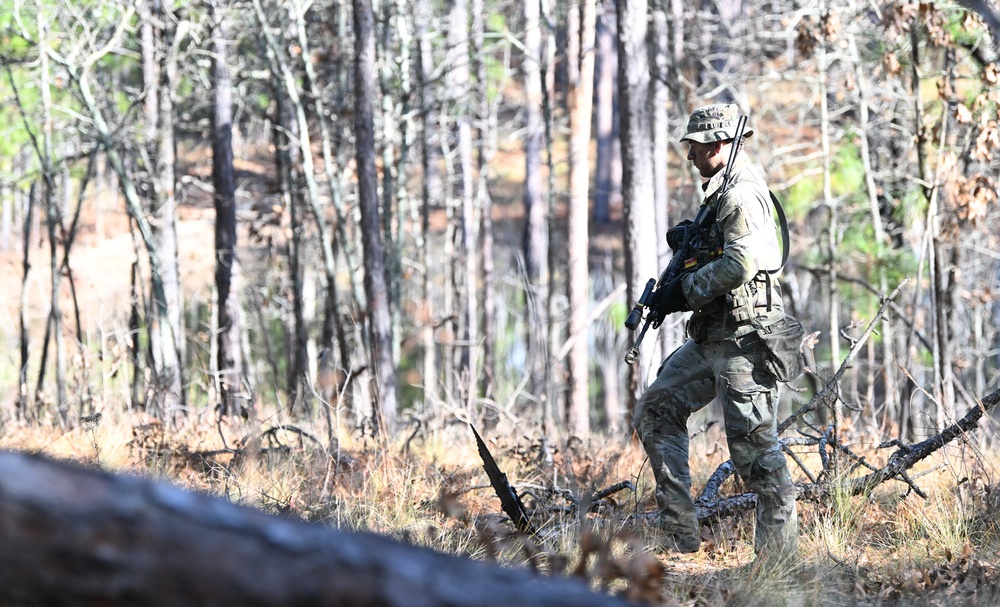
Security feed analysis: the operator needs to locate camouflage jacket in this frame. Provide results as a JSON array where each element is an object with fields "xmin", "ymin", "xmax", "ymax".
[{"xmin": 681, "ymin": 153, "xmax": 785, "ymax": 342}]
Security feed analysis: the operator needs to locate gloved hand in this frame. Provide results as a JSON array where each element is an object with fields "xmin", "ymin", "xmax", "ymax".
[
  {"xmin": 652, "ymin": 276, "xmax": 690, "ymax": 318},
  {"xmin": 666, "ymin": 220, "xmax": 694, "ymax": 252}
]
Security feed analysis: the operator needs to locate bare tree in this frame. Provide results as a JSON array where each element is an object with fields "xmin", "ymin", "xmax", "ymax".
[
  {"xmin": 211, "ymin": 0, "xmax": 248, "ymax": 419},
  {"xmin": 593, "ymin": 0, "xmax": 619, "ymax": 225},
  {"xmin": 355, "ymin": 0, "xmax": 399, "ymax": 433},
  {"xmin": 617, "ymin": 0, "xmax": 658, "ymax": 413},
  {"xmin": 416, "ymin": 0, "xmax": 441, "ymax": 409},
  {"xmin": 651, "ymin": 0, "xmax": 680, "ymax": 361},
  {"xmin": 445, "ymin": 0, "xmax": 480, "ymax": 413},
  {"xmin": 146, "ymin": 0, "xmax": 186, "ymax": 419},
  {"xmin": 472, "ymin": 0, "xmax": 496, "ymax": 401},
  {"xmin": 521, "ymin": 0, "xmax": 549, "ymax": 406},
  {"xmin": 38, "ymin": 13, "xmax": 68, "ymax": 427},
  {"xmin": 566, "ymin": 0, "xmax": 597, "ymax": 436}
]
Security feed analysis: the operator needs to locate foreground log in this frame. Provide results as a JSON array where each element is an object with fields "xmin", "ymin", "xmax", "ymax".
[{"xmin": 0, "ymin": 452, "xmax": 635, "ymax": 607}]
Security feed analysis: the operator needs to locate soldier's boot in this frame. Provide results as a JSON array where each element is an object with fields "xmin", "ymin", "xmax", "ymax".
[{"xmin": 663, "ymin": 532, "xmax": 701, "ymax": 554}]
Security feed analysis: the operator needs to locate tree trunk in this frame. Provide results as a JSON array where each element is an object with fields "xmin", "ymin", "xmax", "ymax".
[
  {"xmin": 849, "ymin": 30, "xmax": 898, "ymax": 425},
  {"xmin": 254, "ymin": 0, "xmax": 351, "ymax": 413},
  {"xmin": 35, "ymin": 12, "xmax": 69, "ymax": 427},
  {"xmin": 377, "ymin": 0, "xmax": 403, "ymax": 380},
  {"xmin": 707, "ymin": 0, "xmax": 743, "ymax": 102},
  {"xmin": 521, "ymin": 0, "xmax": 549, "ymax": 405},
  {"xmin": 416, "ymin": 0, "xmax": 441, "ymax": 409},
  {"xmin": 66, "ymin": 20, "xmax": 180, "ymax": 423},
  {"xmin": 566, "ymin": 0, "xmax": 596, "ymax": 436},
  {"xmin": 355, "ymin": 0, "xmax": 399, "ymax": 433},
  {"xmin": 18, "ymin": 181, "xmax": 36, "ymax": 423},
  {"xmin": 651, "ymin": 0, "xmax": 675, "ymax": 370},
  {"xmin": 819, "ymin": 25, "xmax": 838, "ymax": 431},
  {"xmin": 593, "ymin": 0, "xmax": 619, "ymax": 225},
  {"xmin": 472, "ymin": 0, "xmax": 495, "ymax": 401},
  {"xmin": 293, "ymin": 0, "xmax": 360, "ymax": 380},
  {"xmin": 143, "ymin": 0, "xmax": 185, "ymax": 419},
  {"xmin": 617, "ymin": 0, "xmax": 658, "ymax": 416},
  {"xmin": 211, "ymin": 0, "xmax": 248, "ymax": 419},
  {"xmin": 541, "ymin": 0, "xmax": 561, "ymax": 434},
  {"xmin": 271, "ymin": 80, "xmax": 310, "ymax": 413},
  {"xmin": 445, "ymin": 0, "xmax": 479, "ymax": 414}
]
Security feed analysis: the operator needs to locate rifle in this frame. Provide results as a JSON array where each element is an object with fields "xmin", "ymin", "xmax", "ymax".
[{"xmin": 624, "ymin": 114, "xmax": 749, "ymax": 366}]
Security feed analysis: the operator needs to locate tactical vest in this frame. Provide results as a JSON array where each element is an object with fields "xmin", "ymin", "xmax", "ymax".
[{"xmin": 686, "ymin": 183, "xmax": 786, "ymax": 342}]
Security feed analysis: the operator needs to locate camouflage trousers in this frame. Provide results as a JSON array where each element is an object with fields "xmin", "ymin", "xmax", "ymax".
[{"xmin": 635, "ymin": 334, "xmax": 798, "ymax": 554}]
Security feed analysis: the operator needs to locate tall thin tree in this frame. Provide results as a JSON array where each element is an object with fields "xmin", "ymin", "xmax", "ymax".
[
  {"xmin": 211, "ymin": 0, "xmax": 247, "ymax": 419},
  {"xmin": 593, "ymin": 0, "xmax": 619, "ymax": 225},
  {"xmin": 141, "ymin": 0, "xmax": 185, "ymax": 418},
  {"xmin": 445, "ymin": 0, "xmax": 479, "ymax": 413},
  {"xmin": 566, "ymin": 0, "xmax": 597, "ymax": 436},
  {"xmin": 416, "ymin": 0, "xmax": 441, "ymax": 410},
  {"xmin": 617, "ymin": 0, "xmax": 658, "ymax": 414},
  {"xmin": 522, "ymin": 0, "xmax": 549, "ymax": 407},
  {"xmin": 354, "ymin": 0, "xmax": 399, "ymax": 433}
]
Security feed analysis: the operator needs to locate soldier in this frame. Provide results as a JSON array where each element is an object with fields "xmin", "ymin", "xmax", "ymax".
[{"xmin": 635, "ymin": 103, "xmax": 798, "ymax": 557}]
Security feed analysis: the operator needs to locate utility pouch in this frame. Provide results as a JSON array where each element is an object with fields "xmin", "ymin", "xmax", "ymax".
[{"xmin": 758, "ymin": 314, "xmax": 805, "ymax": 382}]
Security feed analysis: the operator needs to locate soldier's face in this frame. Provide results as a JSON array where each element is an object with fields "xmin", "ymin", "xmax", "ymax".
[{"xmin": 686, "ymin": 141, "xmax": 725, "ymax": 178}]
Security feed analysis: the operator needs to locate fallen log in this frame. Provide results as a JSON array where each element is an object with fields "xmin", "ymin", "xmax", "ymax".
[{"xmin": 0, "ymin": 452, "xmax": 636, "ymax": 607}]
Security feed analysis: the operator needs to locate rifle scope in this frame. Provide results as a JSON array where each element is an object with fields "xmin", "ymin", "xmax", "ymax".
[{"xmin": 625, "ymin": 278, "xmax": 656, "ymax": 331}]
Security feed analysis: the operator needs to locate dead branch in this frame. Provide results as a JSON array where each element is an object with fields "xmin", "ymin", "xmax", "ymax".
[
  {"xmin": 692, "ymin": 280, "xmax": 908, "ymax": 511},
  {"xmin": 692, "ymin": 388, "xmax": 1000, "ymax": 521},
  {"xmin": 848, "ymin": 386, "xmax": 1000, "ymax": 496},
  {"xmin": 259, "ymin": 424, "xmax": 327, "ymax": 452},
  {"xmin": 778, "ymin": 278, "xmax": 910, "ymax": 435},
  {"xmin": 0, "ymin": 451, "xmax": 636, "ymax": 607},
  {"xmin": 688, "ymin": 279, "xmax": 1000, "ymax": 522},
  {"xmin": 592, "ymin": 481, "xmax": 636, "ymax": 503}
]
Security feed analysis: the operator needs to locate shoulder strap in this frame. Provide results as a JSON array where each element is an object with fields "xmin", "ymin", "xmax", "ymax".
[{"xmin": 767, "ymin": 190, "xmax": 790, "ymax": 275}]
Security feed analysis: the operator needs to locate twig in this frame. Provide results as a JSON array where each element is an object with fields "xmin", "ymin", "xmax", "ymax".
[
  {"xmin": 591, "ymin": 481, "xmax": 635, "ymax": 502},
  {"xmin": 897, "ymin": 470, "xmax": 928, "ymax": 499},
  {"xmin": 779, "ymin": 277, "xmax": 910, "ymax": 434},
  {"xmin": 782, "ymin": 444, "xmax": 818, "ymax": 484},
  {"xmin": 260, "ymin": 425, "xmax": 327, "ymax": 454},
  {"xmin": 850, "ymin": 386, "xmax": 1000, "ymax": 495},
  {"xmin": 818, "ymin": 427, "xmax": 832, "ymax": 473}
]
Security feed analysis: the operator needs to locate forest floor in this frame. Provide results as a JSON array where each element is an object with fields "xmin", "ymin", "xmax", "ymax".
[{"xmin": 2, "ymin": 400, "xmax": 999, "ymax": 607}]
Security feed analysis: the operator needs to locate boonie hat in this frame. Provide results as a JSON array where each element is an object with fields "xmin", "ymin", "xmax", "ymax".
[{"xmin": 680, "ymin": 103, "xmax": 754, "ymax": 144}]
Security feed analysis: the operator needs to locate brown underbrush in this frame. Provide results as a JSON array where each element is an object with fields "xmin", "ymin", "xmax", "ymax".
[{"xmin": 2, "ymin": 403, "xmax": 999, "ymax": 607}]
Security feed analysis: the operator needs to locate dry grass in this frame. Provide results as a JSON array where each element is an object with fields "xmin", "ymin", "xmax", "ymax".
[{"xmin": 2, "ymin": 401, "xmax": 1000, "ymax": 607}]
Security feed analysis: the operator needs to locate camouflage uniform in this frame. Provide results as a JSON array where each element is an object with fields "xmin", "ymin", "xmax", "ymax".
[{"xmin": 636, "ymin": 104, "xmax": 798, "ymax": 555}]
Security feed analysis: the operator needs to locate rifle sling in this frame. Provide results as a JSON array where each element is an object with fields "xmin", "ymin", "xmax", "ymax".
[{"xmin": 766, "ymin": 190, "xmax": 790, "ymax": 275}]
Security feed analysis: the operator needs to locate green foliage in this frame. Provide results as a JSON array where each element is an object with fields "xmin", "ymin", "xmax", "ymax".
[
  {"xmin": 782, "ymin": 141, "xmax": 865, "ymax": 221},
  {"xmin": 607, "ymin": 301, "xmax": 628, "ymax": 328},
  {"xmin": 830, "ymin": 142, "xmax": 865, "ymax": 199},
  {"xmin": 892, "ymin": 188, "xmax": 925, "ymax": 234},
  {"xmin": 947, "ymin": 9, "xmax": 984, "ymax": 47},
  {"xmin": 783, "ymin": 174, "xmax": 821, "ymax": 222}
]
